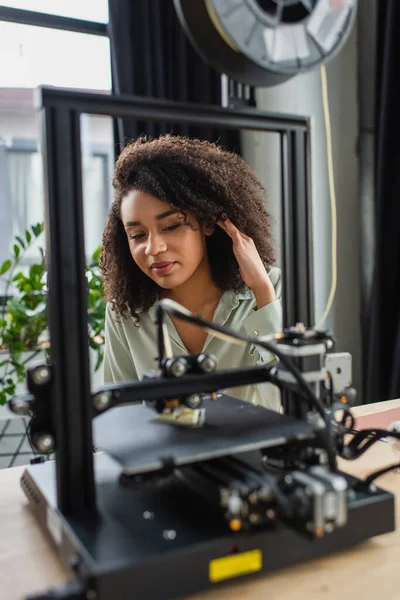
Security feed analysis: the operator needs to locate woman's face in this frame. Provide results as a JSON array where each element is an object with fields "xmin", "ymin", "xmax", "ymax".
[{"xmin": 120, "ymin": 190, "xmax": 210, "ymax": 289}]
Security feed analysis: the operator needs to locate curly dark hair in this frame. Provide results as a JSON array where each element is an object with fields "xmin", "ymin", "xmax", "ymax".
[{"xmin": 100, "ymin": 135, "xmax": 276, "ymax": 317}]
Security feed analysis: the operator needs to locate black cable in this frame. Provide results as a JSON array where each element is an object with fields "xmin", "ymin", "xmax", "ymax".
[
  {"xmin": 340, "ymin": 428, "xmax": 400, "ymax": 460},
  {"xmin": 156, "ymin": 305, "xmax": 166, "ymax": 368},
  {"xmin": 340, "ymin": 427, "xmax": 400, "ymax": 488},
  {"xmin": 24, "ymin": 415, "xmax": 37, "ymax": 456},
  {"xmin": 362, "ymin": 461, "xmax": 400, "ymax": 487},
  {"xmin": 158, "ymin": 300, "xmax": 337, "ymax": 471},
  {"xmin": 331, "ymin": 402, "xmax": 355, "ymax": 431},
  {"xmin": 326, "ymin": 370, "xmax": 334, "ymax": 405}
]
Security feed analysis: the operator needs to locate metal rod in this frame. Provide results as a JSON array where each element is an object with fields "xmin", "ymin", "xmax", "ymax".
[
  {"xmin": 292, "ymin": 128, "xmax": 314, "ymax": 327},
  {"xmin": 280, "ymin": 129, "xmax": 313, "ymax": 328},
  {"xmin": 42, "ymin": 106, "xmax": 96, "ymax": 516},
  {"xmin": 93, "ymin": 365, "xmax": 275, "ymax": 416},
  {"xmin": 281, "ymin": 130, "xmax": 296, "ymax": 329},
  {"xmin": 36, "ymin": 86, "xmax": 308, "ymax": 133}
]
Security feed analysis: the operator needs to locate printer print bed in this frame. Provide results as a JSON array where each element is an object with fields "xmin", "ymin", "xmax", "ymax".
[{"xmin": 93, "ymin": 394, "xmax": 316, "ymax": 476}]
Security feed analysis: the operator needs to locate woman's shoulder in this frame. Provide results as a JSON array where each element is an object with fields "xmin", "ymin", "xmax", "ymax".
[{"xmin": 232, "ymin": 265, "xmax": 282, "ymax": 306}]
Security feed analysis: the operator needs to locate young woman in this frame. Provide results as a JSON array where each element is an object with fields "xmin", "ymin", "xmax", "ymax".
[{"xmin": 100, "ymin": 135, "xmax": 282, "ymax": 410}]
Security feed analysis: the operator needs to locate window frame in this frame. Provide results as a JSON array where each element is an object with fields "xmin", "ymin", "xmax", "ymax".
[
  {"xmin": 1, "ymin": 136, "xmax": 113, "ymax": 268},
  {"xmin": 0, "ymin": 2, "xmax": 112, "ymax": 302},
  {"xmin": 0, "ymin": 5, "xmax": 108, "ymax": 35}
]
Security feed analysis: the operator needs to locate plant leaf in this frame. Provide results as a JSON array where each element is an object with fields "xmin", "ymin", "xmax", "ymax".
[
  {"xmin": 0, "ymin": 259, "xmax": 12, "ymax": 275},
  {"xmin": 15, "ymin": 236, "xmax": 25, "ymax": 249},
  {"xmin": 25, "ymin": 230, "xmax": 32, "ymax": 244},
  {"xmin": 0, "ymin": 390, "xmax": 7, "ymax": 406},
  {"xmin": 32, "ymin": 223, "xmax": 44, "ymax": 237},
  {"xmin": 12, "ymin": 272, "xmax": 24, "ymax": 282},
  {"xmin": 95, "ymin": 349, "xmax": 104, "ymax": 371},
  {"xmin": 92, "ymin": 246, "xmax": 101, "ymax": 263},
  {"xmin": 13, "ymin": 244, "xmax": 20, "ymax": 259}
]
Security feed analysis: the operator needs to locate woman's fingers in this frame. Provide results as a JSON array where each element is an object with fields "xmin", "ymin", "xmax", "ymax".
[
  {"xmin": 216, "ymin": 215, "xmax": 272, "ymax": 295},
  {"xmin": 217, "ymin": 216, "xmax": 246, "ymax": 242}
]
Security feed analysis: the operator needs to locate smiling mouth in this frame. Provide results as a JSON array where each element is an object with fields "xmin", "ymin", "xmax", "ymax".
[{"xmin": 150, "ymin": 262, "xmax": 176, "ymax": 276}]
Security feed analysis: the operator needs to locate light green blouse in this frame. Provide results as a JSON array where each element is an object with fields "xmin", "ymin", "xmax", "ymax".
[{"xmin": 103, "ymin": 266, "xmax": 282, "ymax": 411}]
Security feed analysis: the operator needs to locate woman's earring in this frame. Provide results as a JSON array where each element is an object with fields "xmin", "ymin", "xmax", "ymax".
[{"xmin": 205, "ymin": 224, "xmax": 215, "ymax": 236}]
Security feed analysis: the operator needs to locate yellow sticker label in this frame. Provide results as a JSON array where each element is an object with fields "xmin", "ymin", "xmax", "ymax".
[{"xmin": 209, "ymin": 549, "xmax": 262, "ymax": 583}]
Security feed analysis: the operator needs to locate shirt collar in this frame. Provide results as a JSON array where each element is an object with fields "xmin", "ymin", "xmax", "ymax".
[
  {"xmin": 148, "ymin": 302, "xmax": 159, "ymax": 324},
  {"xmin": 148, "ymin": 288, "xmax": 252, "ymax": 324}
]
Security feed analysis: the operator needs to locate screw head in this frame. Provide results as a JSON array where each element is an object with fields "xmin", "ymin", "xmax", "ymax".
[
  {"xmin": 284, "ymin": 474, "xmax": 294, "ymax": 486},
  {"xmin": 34, "ymin": 433, "xmax": 55, "ymax": 453},
  {"xmin": 168, "ymin": 358, "xmax": 188, "ymax": 378},
  {"xmin": 10, "ymin": 397, "xmax": 30, "ymax": 415},
  {"xmin": 184, "ymin": 394, "xmax": 202, "ymax": 409},
  {"xmin": 32, "ymin": 366, "xmax": 51, "ymax": 385},
  {"xmin": 198, "ymin": 354, "xmax": 217, "ymax": 373},
  {"xmin": 93, "ymin": 392, "xmax": 111, "ymax": 412},
  {"xmin": 163, "ymin": 529, "xmax": 176, "ymax": 540},
  {"xmin": 249, "ymin": 513, "xmax": 261, "ymax": 525}
]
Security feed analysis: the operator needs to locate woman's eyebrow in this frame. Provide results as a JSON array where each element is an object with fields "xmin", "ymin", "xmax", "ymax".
[
  {"xmin": 125, "ymin": 209, "xmax": 180, "ymax": 228},
  {"xmin": 154, "ymin": 209, "xmax": 180, "ymax": 221}
]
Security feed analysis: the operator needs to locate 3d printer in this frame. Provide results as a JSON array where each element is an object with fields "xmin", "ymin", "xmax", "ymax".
[{"xmin": 7, "ymin": 87, "xmax": 397, "ymax": 600}]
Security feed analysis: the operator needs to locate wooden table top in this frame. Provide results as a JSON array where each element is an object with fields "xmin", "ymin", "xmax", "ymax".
[{"xmin": 1, "ymin": 399, "xmax": 400, "ymax": 600}]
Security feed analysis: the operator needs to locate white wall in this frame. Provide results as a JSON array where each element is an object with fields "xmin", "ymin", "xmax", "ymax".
[
  {"xmin": 0, "ymin": 112, "xmax": 38, "ymax": 139},
  {"xmin": 242, "ymin": 27, "xmax": 361, "ymax": 395}
]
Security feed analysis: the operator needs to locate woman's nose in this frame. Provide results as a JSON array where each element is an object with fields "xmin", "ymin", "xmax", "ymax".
[{"xmin": 145, "ymin": 233, "xmax": 167, "ymax": 256}]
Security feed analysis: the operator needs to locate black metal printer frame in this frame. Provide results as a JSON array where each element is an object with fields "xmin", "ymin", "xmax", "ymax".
[{"xmin": 38, "ymin": 86, "xmax": 314, "ymax": 518}]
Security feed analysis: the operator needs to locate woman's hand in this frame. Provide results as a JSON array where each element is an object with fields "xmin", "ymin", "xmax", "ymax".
[{"xmin": 217, "ymin": 215, "xmax": 276, "ymax": 308}]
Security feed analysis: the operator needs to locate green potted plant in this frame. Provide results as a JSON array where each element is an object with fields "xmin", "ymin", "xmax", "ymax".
[{"xmin": 0, "ymin": 223, "xmax": 105, "ymax": 406}]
